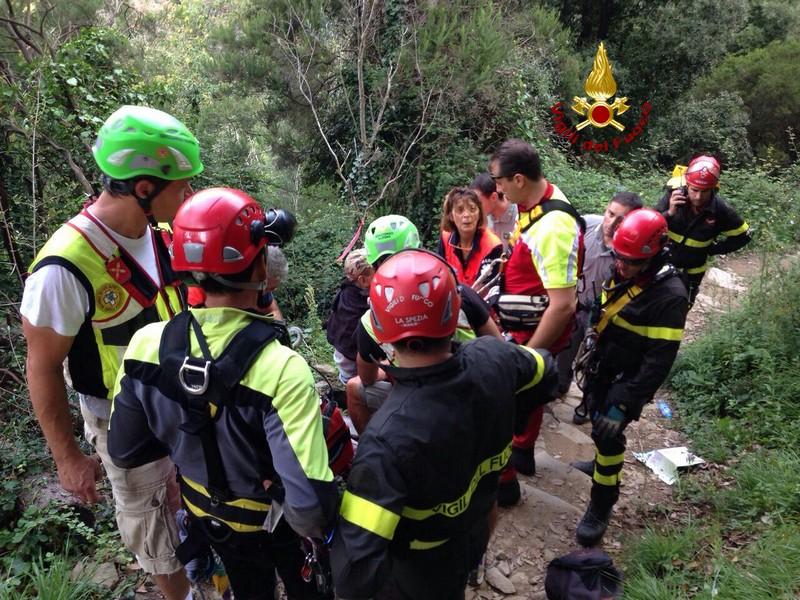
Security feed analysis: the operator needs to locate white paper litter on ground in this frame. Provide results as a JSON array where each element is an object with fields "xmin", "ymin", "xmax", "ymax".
[{"xmin": 633, "ymin": 446, "xmax": 705, "ymax": 485}]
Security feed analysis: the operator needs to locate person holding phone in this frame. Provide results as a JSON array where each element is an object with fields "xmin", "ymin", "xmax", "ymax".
[{"xmin": 655, "ymin": 155, "xmax": 751, "ymax": 307}]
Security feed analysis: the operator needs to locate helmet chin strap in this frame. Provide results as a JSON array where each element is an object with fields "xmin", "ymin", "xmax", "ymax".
[{"xmin": 133, "ymin": 179, "xmax": 169, "ymax": 226}]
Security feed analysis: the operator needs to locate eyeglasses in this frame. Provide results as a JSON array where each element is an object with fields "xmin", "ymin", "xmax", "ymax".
[
  {"xmin": 490, "ymin": 173, "xmax": 514, "ymax": 182},
  {"xmin": 611, "ymin": 250, "xmax": 649, "ymax": 266}
]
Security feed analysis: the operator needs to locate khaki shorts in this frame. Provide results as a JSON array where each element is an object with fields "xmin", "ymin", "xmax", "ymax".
[
  {"xmin": 81, "ymin": 402, "xmax": 183, "ymax": 575},
  {"xmin": 359, "ymin": 380, "xmax": 393, "ymax": 410}
]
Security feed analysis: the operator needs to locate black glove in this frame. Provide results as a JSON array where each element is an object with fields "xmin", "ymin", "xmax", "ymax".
[{"xmin": 593, "ymin": 405, "xmax": 627, "ymax": 441}]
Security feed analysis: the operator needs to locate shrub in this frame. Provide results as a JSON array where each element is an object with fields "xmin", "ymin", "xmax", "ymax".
[{"xmin": 670, "ymin": 261, "xmax": 800, "ymax": 455}]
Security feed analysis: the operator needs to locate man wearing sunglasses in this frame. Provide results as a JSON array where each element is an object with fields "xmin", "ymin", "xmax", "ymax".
[
  {"xmin": 488, "ymin": 139, "xmax": 585, "ymax": 505},
  {"xmin": 571, "ymin": 208, "xmax": 688, "ymax": 547}
]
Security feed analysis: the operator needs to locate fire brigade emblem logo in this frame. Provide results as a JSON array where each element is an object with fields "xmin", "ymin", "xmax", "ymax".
[
  {"xmin": 96, "ymin": 283, "xmax": 123, "ymax": 312},
  {"xmin": 571, "ymin": 43, "xmax": 630, "ymax": 131}
]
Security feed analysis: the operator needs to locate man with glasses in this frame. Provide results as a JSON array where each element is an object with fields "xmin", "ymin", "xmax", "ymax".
[
  {"xmin": 570, "ymin": 209, "xmax": 688, "ymax": 547},
  {"xmin": 488, "ymin": 139, "xmax": 584, "ymax": 505}
]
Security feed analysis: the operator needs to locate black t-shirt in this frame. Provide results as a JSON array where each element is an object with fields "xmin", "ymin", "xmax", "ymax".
[{"xmin": 357, "ymin": 284, "xmax": 490, "ymax": 363}]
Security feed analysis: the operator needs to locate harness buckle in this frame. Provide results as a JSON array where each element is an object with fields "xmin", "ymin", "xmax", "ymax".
[{"xmin": 178, "ymin": 357, "xmax": 211, "ymax": 395}]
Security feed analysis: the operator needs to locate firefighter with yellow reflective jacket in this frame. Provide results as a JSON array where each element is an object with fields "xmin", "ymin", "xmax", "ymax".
[
  {"xmin": 108, "ymin": 188, "xmax": 337, "ymax": 600},
  {"xmin": 571, "ymin": 209, "xmax": 688, "ymax": 547},
  {"xmin": 330, "ymin": 249, "xmax": 557, "ymax": 600},
  {"xmin": 655, "ymin": 155, "xmax": 751, "ymax": 306}
]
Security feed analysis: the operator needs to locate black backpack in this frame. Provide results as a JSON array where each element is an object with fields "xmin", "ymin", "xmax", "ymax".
[{"xmin": 545, "ymin": 548, "xmax": 623, "ymax": 600}]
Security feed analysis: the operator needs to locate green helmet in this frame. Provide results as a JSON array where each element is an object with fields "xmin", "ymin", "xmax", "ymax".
[
  {"xmin": 364, "ymin": 215, "xmax": 420, "ymax": 265},
  {"xmin": 92, "ymin": 106, "xmax": 203, "ymax": 181}
]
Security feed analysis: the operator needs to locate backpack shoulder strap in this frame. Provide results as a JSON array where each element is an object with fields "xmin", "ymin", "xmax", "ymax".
[
  {"xmin": 214, "ymin": 319, "xmax": 283, "ymax": 390},
  {"xmin": 542, "ymin": 199, "xmax": 587, "ymax": 233},
  {"xmin": 158, "ymin": 312, "xmax": 282, "ymax": 502},
  {"xmin": 519, "ymin": 198, "xmax": 586, "ymax": 235}
]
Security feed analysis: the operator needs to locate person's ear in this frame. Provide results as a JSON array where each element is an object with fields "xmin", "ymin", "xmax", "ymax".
[{"xmin": 133, "ymin": 179, "xmax": 155, "ymax": 199}]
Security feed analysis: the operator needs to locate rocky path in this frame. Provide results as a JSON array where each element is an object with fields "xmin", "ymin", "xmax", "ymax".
[
  {"xmin": 468, "ymin": 253, "xmax": 757, "ymax": 599},
  {"xmin": 116, "ymin": 254, "xmax": 759, "ymax": 599}
]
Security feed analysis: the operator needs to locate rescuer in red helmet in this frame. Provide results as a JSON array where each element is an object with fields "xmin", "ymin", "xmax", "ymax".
[
  {"xmin": 108, "ymin": 187, "xmax": 337, "ymax": 600},
  {"xmin": 656, "ymin": 154, "xmax": 751, "ymax": 306},
  {"xmin": 569, "ymin": 209, "xmax": 689, "ymax": 548},
  {"xmin": 330, "ymin": 249, "xmax": 557, "ymax": 600}
]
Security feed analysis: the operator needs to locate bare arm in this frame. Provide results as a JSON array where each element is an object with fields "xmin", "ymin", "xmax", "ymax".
[
  {"xmin": 475, "ymin": 316, "xmax": 503, "ymax": 339},
  {"xmin": 526, "ymin": 286, "xmax": 576, "ymax": 350},
  {"xmin": 356, "ymin": 353, "xmax": 381, "ymax": 386},
  {"xmin": 22, "ymin": 317, "xmax": 102, "ymax": 503}
]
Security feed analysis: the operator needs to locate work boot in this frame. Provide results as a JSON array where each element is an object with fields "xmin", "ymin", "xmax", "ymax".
[
  {"xmin": 511, "ymin": 446, "xmax": 536, "ymax": 476},
  {"xmin": 570, "ymin": 460, "xmax": 594, "ymax": 477},
  {"xmin": 576, "ymin": 502, "xmax": 612, "ymax": 547},
  {"xmin": 497, "ymin": 478, "xmax": 521, "ymax": 507}
]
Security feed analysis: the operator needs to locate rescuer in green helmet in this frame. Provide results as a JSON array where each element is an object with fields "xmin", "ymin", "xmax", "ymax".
[{"xmin": 21, "ymin": 105, "xmax": 203, "ymax": 600}]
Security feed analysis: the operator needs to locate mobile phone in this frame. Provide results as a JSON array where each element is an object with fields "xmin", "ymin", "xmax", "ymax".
[{"xmin": 679, "ymin": 185, "xmax": 688, "ymax": 196}]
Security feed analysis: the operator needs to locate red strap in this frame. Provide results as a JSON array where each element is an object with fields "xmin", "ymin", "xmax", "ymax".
[{"xmin": 336, "ymin": 218, "xmax": 365, "ymax": 263}]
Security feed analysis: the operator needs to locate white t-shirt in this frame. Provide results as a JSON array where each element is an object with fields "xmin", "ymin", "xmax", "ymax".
[
  {"xmin": 21, "ymin": 211, "xmax": 163, "ymax": 418},
  {"xmin": 21, "ymin": 209, "xmax": 161, "ymax": 335}
]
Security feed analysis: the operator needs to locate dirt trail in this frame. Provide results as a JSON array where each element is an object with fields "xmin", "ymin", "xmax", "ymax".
[
  {"xmin": 469, "ymin": 252, "xmax": 759, "ymax": 599},
  {"xmin": 123, "ymin": 254, "xmax": 761, "ymax": 600}
]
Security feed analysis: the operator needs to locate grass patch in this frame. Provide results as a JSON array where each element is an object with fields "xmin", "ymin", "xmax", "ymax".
[
  {"xmin": 670, "ymin": 260, "xmax": 800, "ymax": 456},
  {"xmin": 621, "ymin": 258, "xmax": 800, "ymax": 598},
  {"xmin": 624, "ymin": 523, "xmax": 704, "ymax": 580}
]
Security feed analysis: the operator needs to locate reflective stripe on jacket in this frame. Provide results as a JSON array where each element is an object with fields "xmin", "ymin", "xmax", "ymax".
[
  {"xmin": 503, "ymin": 183, "xmax": 582, "ymax": 349},
  {"xmin": 108, "ymin": 307, "xmax": 337, "ymax": 538},
  {"xmin": 29, "ymin": 213, "xmax": 183, "ymax": 399},
  {"xmin": 591, "ymin": 268, "xmax": 688, "ymax": 419},
  {"xmin": 330, "ymin": 338, "xmax": 556, "ymax": 599},
  {"xmin": 655, "ymin": 191, "xmax": 750, "ymax": 274}
]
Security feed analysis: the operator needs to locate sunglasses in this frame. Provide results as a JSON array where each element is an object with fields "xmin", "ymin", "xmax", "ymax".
[
  {"xmin": 611, "ymin": 250, "xmax": 649, "ymax": 266},
  {"xmin": 490, "ymin": 173, "xmax": 514, "ymax": 182}
]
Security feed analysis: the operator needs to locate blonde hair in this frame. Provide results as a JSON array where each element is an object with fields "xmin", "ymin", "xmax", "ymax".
[
  {"xmin": 344, "ymin": 248, "xmax": 372, "ymax": 280},
  {"xmin": 439, "ymin": 186, "xmax": 485, "ymax": 234}
]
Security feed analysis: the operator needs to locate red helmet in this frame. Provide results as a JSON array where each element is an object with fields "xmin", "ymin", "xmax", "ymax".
[
  {"xmin": 612, "ymin": 208, "xmax": 668, "ymax": 260},
  {"xmin": 369, "ymin": 250, "xmax": 461, "ymax": 343},
  {"xmin": 685, "ymin": 155, "xmax": 720, "ymax": 189},
  {"xmin": 171, "ymin": 187, "xmax": 266, "ymax": 274}
]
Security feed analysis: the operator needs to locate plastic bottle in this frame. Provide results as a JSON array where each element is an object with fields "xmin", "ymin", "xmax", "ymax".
[{"xmin": 656, "ymin": 399, "xmax": 673, "ymax": 419}]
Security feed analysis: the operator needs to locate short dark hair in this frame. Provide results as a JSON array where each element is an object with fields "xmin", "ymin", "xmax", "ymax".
[
  {"xmin": 490, "ymin": 139, "xmax": 542, "ymax": 181},
  {"xmin": 610, "ymin": 191, "xmax": 643, "ymax": 211},
  {"xmin": 392, "ymin": 336, "xmax": 451, "ymax": 355},
  {"xmin": 471, "ymin": 172, "xmax": 497, "ymax": 196},
  {"xmin": 198, "ymin": 247, "xmax": 266, "ymax": 294}
]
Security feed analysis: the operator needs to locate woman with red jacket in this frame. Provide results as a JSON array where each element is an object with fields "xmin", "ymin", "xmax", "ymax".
[{"xmin": 437, "ymin": 186, "xmax": 503, "ymax": 290}]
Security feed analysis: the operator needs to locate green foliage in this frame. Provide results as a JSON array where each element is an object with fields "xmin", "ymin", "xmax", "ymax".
[
  {"xmin": 670, "ymin": 261, "xmax": 800, "ymax": 455},
  {"xmin": 624, "ymin": 523, "xmax": 703, "ymax": 579},
  {"xmin": 280, "ymin": 202, "xmax": 361, "ymax": 323},
  {"xmin": 714, "ymin": 449, "xmax": 800, "ymax": 522},
  {"xmin": 22, "ymin": 552, "xmax": 104, "ymax": 600},
  {"xmin": 646, "ymin": 92, "xmax": 753, "ymax": 166},
  {"xmin": 710, "ymin": 525, "xmax": 800, "ymax": 598},
  {"xmin": 692, "ymin": 39, "xmax": 800, "ymax": 162}
]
